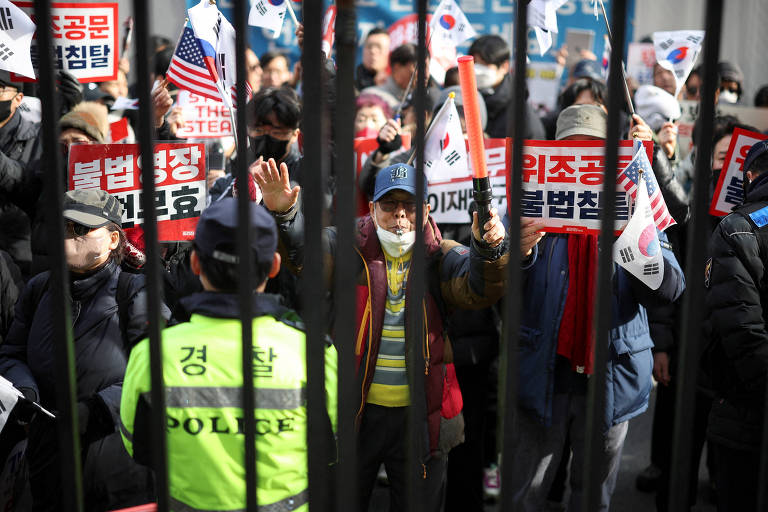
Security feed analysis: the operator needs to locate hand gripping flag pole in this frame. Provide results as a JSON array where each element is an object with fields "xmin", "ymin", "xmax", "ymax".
[{"xmin": 457, "ymin": 55, "xmax": 493, "ymax": 232}]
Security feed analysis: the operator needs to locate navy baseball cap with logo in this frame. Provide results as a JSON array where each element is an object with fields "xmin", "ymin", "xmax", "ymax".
[
  {"xmin": 744, "ymin": 140, "xmax": 768, "ymax": 174},
  {"xmin": 62, "ymin": 189, "xmax": 123, "ymax": 227},
  {"xmin": 373, "ymin": 163, "xmax": 428, "ymax": 202},
  {"xmin": 194, "ymin": 198, "xmax": 277, "ymax": 267}
]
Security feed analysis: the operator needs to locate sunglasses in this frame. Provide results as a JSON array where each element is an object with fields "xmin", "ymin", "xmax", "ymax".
[
  {"xmin": 66, "ymin": 221, "xmax": 94, "ymax": 238},
  {"xmin": 377, "ymin": 199, "xmax": 418, "ymax": 213}
]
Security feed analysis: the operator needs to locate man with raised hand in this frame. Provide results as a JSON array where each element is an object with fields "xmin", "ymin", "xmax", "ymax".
[{"xmin": 255, "ymin": 158, "xmax": 508, "ymax": 512}]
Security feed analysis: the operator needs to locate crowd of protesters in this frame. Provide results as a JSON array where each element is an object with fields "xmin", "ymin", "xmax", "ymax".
[{"xmin": 0, "ymin": 10, "xmax": 765, "ymax": 512}]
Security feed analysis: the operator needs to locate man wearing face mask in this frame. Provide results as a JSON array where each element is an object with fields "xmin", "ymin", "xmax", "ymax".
[
  {"xmin": 468, "ymin": 35, "xmax": 546, "ymax": 140},
  {"xmin": 0, "ymin": 71, "xmax": 42, "ymax": 277},
  {"xmin": 209, "ymin": 87, "xmax": 301, "ymax": 203},
  {"xmin": 255, "ymin": 159, "xmax": 509, "ymax": 512},
  {"xmin": 0, "ymin": 189, "xmax": 170, "ymax": 511}
]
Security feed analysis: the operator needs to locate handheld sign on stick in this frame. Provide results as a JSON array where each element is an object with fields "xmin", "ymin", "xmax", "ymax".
[{"xmin": 457, "ymin": 56, "xmax": 493, "ymax": 232}]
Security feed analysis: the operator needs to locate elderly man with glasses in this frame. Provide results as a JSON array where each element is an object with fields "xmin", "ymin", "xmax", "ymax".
[{"xmin": 255, "ymin": 158, "xmax": 509, "ymax": 512}]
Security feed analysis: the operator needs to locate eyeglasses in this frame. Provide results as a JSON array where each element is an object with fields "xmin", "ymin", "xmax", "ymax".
[
  {"xmin": 377, "ymin": 199, "xmax": 418, "ymax": 213},
  {"xmin": 0, "ymin": 87, "xmax": 17, "ymax": 96},
  {"xmin": 66, "ymin": 221, "xmax": 94, "ymax": 238},
  {"xmin": 250, "ymin": 125, "xmax": 296, "ymax": 140}
]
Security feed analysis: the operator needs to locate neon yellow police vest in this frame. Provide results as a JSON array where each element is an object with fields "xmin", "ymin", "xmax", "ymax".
[{"xmin": 120, "ymin": 313, "xmax": 338, "ymax": 512}]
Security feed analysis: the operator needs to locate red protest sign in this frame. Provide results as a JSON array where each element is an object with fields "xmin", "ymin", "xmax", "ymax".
[
  {"xmin": 12, "ymin": 2, "xmax": 119, "ymax": 83},
  {"xmin": 176, "ymin": 90, "xmax": 233, "ymax": 139},
  {"xmin": 710, "ymin": 127, "xmax": 768, "ymax": 217},
  {"xmin": 68, "ymin": 143, "xmax": 206, "ymax": 241}
]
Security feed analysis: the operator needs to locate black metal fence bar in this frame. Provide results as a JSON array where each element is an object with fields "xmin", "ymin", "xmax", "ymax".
[
  {"xmin": 132, "ymin": 0, "xmax": 169, "ymax": 510},
  {"xmin": 332, "ymin": 1, "xmax": 359, "ymax": 510},
  {"xmin": 34, "ymin": 0, "xmax": 84, "ymax": 509},
  {"xmin": 583, "ymin": 1, "xmax": 627, "ymax": 510},
  {"xmin": 498, "ymin": 0, "xmax": 527, "ymax": 509},
  {"xmin": 232, "ymin": 0, "xmax": 258, "ymax": 509},
  {"xmin": 405, "ymin": 1, "xmax": 428, "ymax": 511},
  {"xmin": 668, "ymin": 1, "xmax": 723, "ymax": 509},
  {"xmin": 301, "ymin": 2, "xmax": 331, "ymax": 510}
]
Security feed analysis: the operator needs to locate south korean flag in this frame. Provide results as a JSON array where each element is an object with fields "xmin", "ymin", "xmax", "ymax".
[
  {"xmin": 652, "ymin": 30, "xmax": 705, "ymax": 99},
  {"xmin": 424, "ymin": 94, "xmax": 469, "ymax": 182},
  {"xmin": 0, "ymin": 0, "xmax": 35, "ymax": 79},
  {"xmin": 429, "ymin": 0, "xmax": 477, "ymax": 47},
  {"xmin": 248, "ymin": 0, "xmax": 288, "ymax": 36},
  {"xmin": 613, "ymin": 171, "xmax": 664, "ymax": 290}
]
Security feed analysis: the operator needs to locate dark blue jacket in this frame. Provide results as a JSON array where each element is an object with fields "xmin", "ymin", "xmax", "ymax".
[{"xmin": 519, "ymin": 233, "xmax": 685, "ymax": 431}]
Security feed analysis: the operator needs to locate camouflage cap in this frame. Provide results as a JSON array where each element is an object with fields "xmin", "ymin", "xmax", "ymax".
[{"xmin": 62, "ymin": 189, "xmax": 123, "ymax": 228}]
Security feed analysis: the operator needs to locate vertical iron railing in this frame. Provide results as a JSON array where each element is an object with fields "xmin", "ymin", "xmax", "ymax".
[
  {"xmin": 498, "ymin": 0, "xmax": 527, "ymax": 509},
  {"xmin": 132, "ymin": 1, "xmax": 169, "ymax": 510},
  {"xmin": 405, "ymin": 1, "xmax": 428, "ymax": 511},
  {"xmin": 668, "ymin": 1, "xmax": 723, "ymax": 510},
  {"xmin": 583, "ymin": 0, "xmax": 627, "ymax": 510},
  {"xmin": 332, "ymin": 1, "xmax": 359, "ymax": 510},
  {"xmin": 301, "ymin": 2, "xmax": 331, "ymax": 510},
  {"xmin": 33, "ymin": 0, "xmax": 84, "ymax": 510},
  {"xmin": 232, "ymin": 0, "xmax": 258, "ymax": 510}
]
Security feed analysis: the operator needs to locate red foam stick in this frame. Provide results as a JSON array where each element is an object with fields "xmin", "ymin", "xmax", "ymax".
[{"xmin": 457, "ymin": 55, "xmax": 488, "ymax": 179}]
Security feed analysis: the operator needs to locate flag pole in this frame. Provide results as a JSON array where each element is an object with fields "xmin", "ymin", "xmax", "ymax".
[
  {"xmin": 286, "ymin": 1, "xmax": 300, "ymax": 27},
  {"xmin": 406, "ymin": 92, "xmax": 454, "ymax": 166},
  {"xmin": 394, "ymin": 29, "xmax": 434, "ymax": 119},
  {"xmin": 598, "ymin": 0, "xmax": 635, "ymax": 115}
]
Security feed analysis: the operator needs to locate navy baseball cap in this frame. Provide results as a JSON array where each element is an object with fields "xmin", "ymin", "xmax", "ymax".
[
  {"xmin": 744, "ymin": 140, "xmax": 768, "ymax": 174},
  {"xmin": 572, "ymin": 59, "xmax": 604, "ymax": 83},
  {"xmin": 194, "ymin": 198, "xmax": 277, "ymax": 267},
  {"xmin": 373, "ymin": 163, "xmax": 428, "ymax": 202}
]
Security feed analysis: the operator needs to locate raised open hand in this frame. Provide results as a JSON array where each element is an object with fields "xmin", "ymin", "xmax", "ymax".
[{"xmin": 252, "ymin": 158, "xmax": 300, "ymax": 213}]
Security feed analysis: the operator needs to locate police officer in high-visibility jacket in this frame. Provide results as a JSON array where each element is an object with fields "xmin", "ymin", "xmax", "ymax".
[{"xmin": 120, "ymin": 198, "xmax": 337, "ymax": 512}]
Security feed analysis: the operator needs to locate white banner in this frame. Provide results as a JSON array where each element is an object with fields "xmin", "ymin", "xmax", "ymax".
[{"xmin": 176, "ymin": 90, "xmax": 233, "ymax": 139}]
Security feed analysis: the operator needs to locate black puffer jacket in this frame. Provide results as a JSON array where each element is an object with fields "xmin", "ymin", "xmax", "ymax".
[
  {"xmin": 704, "ymin": 173, "xmax": 768, "ymax": 450},
  {"xmin": 0, "ymin": 262, "xmax": 169, "ymax": 511},
  {"xmin": 0, "ymin": 112, "xmax": 42, "ymax": 276}
]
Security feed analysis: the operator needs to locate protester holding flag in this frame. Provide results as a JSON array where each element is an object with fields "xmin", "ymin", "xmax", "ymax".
[
  {"xmin": 256, "ymin": 155, "xmax": 508, "ymax": 512},
  {"xmin": 509, "ymin": 104, "xmax": 684, "ymax": 511},
  {"xmin": 467, "ymin": 35, "xmax": 546, "ymax": 139}
]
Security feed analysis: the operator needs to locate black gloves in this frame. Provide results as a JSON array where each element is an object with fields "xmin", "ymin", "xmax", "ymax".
[
  {"xmin": 57, "ymin": 70, "xmax": 83, "ymax": 115},
  {"xmin": 377, "ymin": 132, "xmax": 402, "ymax": 155}
]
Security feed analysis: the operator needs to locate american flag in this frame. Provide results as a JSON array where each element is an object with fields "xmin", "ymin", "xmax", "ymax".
[
  {"xmin": 166, "ymin": 26, "xmax": 250, "ymax": 107},
  {"xmin": 617, "ymin": 141, "xmax": 676, "ymax": 231}
]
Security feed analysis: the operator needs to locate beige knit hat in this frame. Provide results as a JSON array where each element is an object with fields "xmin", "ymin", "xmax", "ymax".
[{"xmin": 59, "ymin": 102, "xmax": 109, "ymax": 143}]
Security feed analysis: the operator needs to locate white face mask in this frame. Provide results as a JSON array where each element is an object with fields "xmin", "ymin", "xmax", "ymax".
[
  {"xmin": 373, "ymin": 204, "xmax": 416, "ymax": 258},
  {"xmin": 64, "ymin": 230, "xmax": 112, "ymax": 272},
  {"xmin": 474, "ymin": 63, "xmax": 497, "ymax": 90},
  {"xmin": 719, "ymin": 89, "xmax": 739, "ymax": 104}
]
